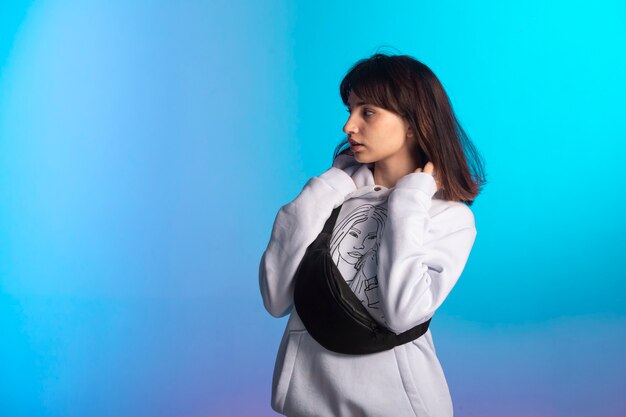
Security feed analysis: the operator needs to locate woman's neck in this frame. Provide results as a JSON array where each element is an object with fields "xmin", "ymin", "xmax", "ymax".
[{"xmin": 372, "ymin": 147, "xmax": 424, "ymax": 189}]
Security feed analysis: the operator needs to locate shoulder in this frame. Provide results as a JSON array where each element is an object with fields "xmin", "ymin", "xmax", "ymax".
[{"xmin": 431, "ymin": 199, "xmax": 476, "ymax": 230}]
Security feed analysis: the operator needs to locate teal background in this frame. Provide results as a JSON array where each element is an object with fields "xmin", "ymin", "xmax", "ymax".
[{"xmin": 1, "ymin": 1, "xmax": 624, "ymax": 416}]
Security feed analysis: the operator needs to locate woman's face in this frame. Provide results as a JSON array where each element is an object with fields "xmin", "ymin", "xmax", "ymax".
[{"xmin": 343, "ymin": 92, "xmax": 416, "ymax": 165}]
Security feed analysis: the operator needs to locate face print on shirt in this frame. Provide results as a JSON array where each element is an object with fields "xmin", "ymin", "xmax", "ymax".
[{"xmin": 329, "ymin": 203, "xmax": 388, "ymax": 312}]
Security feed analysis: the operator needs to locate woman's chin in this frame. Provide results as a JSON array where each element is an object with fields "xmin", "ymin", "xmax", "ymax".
[
  {"xmin": 354, "ymin": 155, "xmax": 375, "ymax": 165},
  {"xmin": 352, "ymin": 152, "xmax": 367, "ymax": 163}
]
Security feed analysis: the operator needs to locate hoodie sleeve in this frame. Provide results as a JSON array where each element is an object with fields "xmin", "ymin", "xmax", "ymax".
[
  {"xmin": 376, "ymin": 172, "xmax": 477, "ymax": 334},
  {"xmin": 259, "ymin": 167, "xmax": 357, "ymax": 318}
]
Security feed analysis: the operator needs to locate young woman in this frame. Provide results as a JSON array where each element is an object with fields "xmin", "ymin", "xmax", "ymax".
[{"xmin": 259, "ymin": 52, "xmax": 486, "ymax": 417}]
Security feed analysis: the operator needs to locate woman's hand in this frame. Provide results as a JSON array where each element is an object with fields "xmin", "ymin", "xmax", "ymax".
[
  {"xmin": 332, "ymin": 152, "xmax": 361, "ymax": 177},
  {"xmin": 414, "ymin": 161, "xmax": 442, "ymax": 191}
]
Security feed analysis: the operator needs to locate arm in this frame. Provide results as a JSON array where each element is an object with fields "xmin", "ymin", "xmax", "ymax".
[
  {"xmin": 376, "ymin": 173, "xmax": 477, "ymax": 334},
  {"xmin": 259, "ymin": 167, "xmax": 357, "ymax": 318}
]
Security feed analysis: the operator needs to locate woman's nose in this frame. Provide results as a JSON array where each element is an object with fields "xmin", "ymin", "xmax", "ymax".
[{"xmin": 343, "ymin": 117, "xmax": 357, "ymax": 135}]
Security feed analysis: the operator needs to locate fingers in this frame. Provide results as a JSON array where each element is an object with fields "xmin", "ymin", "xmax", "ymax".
[
  {"xmin": 413, "ymin": 162, "xmax": 440, "ymax": 191},
  {"xmin": 414, "ymin": 161, "xmax": 434, "ymax": 174}
]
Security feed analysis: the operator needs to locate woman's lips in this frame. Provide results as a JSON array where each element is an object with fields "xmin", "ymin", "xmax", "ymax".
[{"xmin": 349, "ymin": 138, "xmax": 364, "ymax": 151}]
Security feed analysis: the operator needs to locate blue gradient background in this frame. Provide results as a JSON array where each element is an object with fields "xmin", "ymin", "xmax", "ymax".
[{"xmin": 1, "ymin": 1, "xmax": 624, "ymax": 416}]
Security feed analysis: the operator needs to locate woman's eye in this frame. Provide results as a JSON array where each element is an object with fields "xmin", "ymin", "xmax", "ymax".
[{"xmin": 345, "ymin": 108, "xmax": 374, "ymax": 117}]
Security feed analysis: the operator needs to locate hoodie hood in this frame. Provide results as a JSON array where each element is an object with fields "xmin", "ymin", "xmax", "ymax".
[
  {"xmin": 332, "ymin": 153, "xmax": 394, "ymax": 200},
  {"xmin": 332, "ymin": 152, "xmax": 444, "ymax": 201}
]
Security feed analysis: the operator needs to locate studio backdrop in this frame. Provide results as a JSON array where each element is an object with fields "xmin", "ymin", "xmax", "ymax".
[{"xmin": 1, "ymin": 1, "xmax": 624, "ymax": 416}]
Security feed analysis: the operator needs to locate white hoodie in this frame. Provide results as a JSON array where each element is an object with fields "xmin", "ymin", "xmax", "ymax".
[{"xmin": 259, "ymin": 153, "xmax": 477, "ymax": 417}]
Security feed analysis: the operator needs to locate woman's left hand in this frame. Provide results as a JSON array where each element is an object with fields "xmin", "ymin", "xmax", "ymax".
[{"xmin": 414, "ymin": 161, "xmax": 442, "ymax": 191}]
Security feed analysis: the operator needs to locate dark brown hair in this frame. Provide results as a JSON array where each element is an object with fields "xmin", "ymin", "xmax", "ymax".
[{"xmin": 334, "ymin": 53, "xmax": 487, "ymax": 206}]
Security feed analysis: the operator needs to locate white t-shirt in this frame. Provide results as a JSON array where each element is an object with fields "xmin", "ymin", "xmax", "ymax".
[{"xmin": 331, "ymin": 185, "xmax": 390, "ymax": 327}]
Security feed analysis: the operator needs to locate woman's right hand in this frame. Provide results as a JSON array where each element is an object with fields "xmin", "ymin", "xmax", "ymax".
[{"xmin": 332, "ymin": 152, "xmax": 361, "ymax": 177}]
